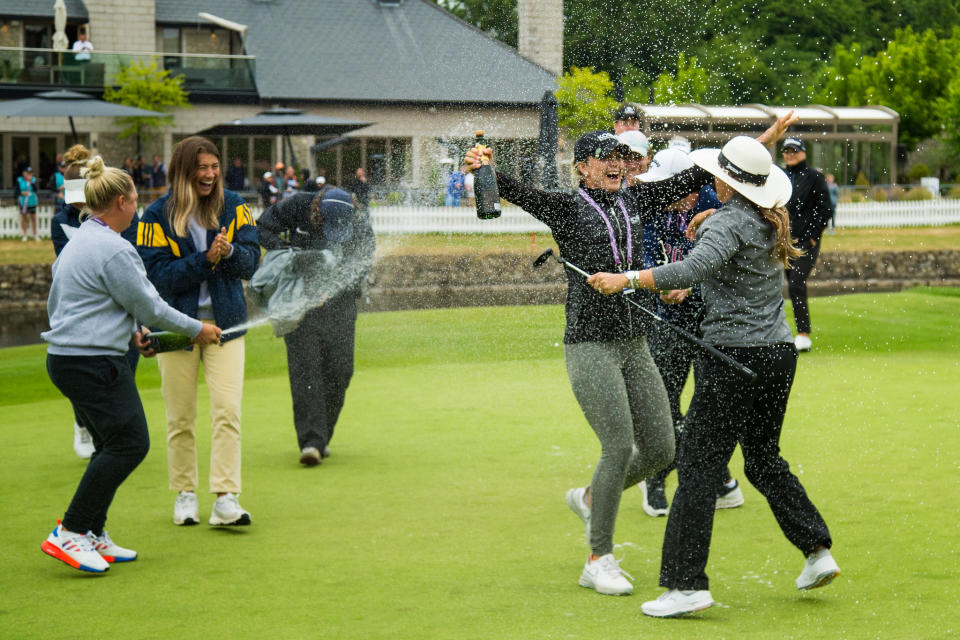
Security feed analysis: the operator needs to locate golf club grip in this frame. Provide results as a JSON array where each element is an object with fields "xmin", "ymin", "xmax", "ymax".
[{"xmin": 624, "ymin": 297, "xmax": 757, "ymax": 381}]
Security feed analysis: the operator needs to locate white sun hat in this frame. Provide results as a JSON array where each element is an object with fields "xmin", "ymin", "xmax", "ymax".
[
  {"xmin": 64, "ymin": 178, "xmax": 87, "ymax": 205},
  {"xmin": 615, "ymin": 130, "xmax": 649, "ymax": 157},
  {"xmin": 638, "ymin": 147, "xmax": 695, "ymax": 182},
  {"xmin": 690, "ymin": 136, "xmax": 792, "ymax": 208}
]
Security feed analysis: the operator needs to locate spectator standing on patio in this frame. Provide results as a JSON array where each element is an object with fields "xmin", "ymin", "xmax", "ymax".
[
  {"xmin": 150, "ymin": 154, "xmax": 167, "ymax": 189},
  {"xmin": 781, "ymin": 137, "xmax": 833, "ymax": 352},
  {"xmin": 72, "ymin": 31, "xmax": 93, "ymax": 61},
  {"xmin": 18, "ymin": 165, "xmax": 39, "ymax": 242},
  {"xmin": 445, "ymin": 166, "xmax": 466, "ymax": 206},
  {"xmin": 259, "ymin": 172, "xmax": 280, "ymax": 207},
  {"xmin": 226, "ymin": 158, "xmax": 246, "ymax": 192},
  {"xmin": 347, "ymin": 168, "xmax": 370, "ymax": 210}
]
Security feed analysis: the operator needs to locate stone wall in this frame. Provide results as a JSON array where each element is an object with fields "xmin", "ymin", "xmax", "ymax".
[{"xmin": 3, "ymin": 251, "xmax": 959, "ymax": 315}]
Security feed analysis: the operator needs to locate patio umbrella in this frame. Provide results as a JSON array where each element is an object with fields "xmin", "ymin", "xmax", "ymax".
[
  {"xmin": 195, "ymin": 108, "xmax": 372, "ymax": 167},
  {"xmin": 0, "ymin": 89, "xmax": 168, "ymax": 142}
]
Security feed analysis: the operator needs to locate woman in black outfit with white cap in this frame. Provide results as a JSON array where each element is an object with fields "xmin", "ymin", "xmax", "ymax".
[
  {"xmin": 588, "ymin": 132, "xmax": 839, "ymax": 617},
  {"xmin": 464, "ymin": 114, "xmax": 795, "ymax": 597}
]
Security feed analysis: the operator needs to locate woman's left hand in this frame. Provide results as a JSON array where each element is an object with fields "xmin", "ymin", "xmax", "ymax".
[{"xmin": 587, "ymin": 272, "xmax": 629, "ymax": 295}]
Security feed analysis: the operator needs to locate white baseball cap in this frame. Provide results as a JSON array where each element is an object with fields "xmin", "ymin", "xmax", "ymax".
[
  {"xmin": 638, "ymin": 148, "xmax": 695, "ymax": 182},
  {"xmin": 615, "ymin": 130, "xmax": 649, "ymax": 157},
  {"xmin": 262, "ymin": 171, "xmax": 272, "ymax": 179},
  {"xmin": 64, "ymin": 178, "xmax": 86, "ymax": 204},
  {"xmin": 316, "ymin": 176, "xmax": 326, "ymax": 185}
]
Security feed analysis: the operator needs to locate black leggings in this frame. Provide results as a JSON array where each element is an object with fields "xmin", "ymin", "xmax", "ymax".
[
  {"xmin": 47, "ymin": 354, "xmax": 150, "ymax": 536},
  {"xmin": 658, "ymin": 343, "xmax": 832, "ymax": 591},
  {"xmin": 785, "ymin": 240, "xmax": 820, "ymax": 335}
]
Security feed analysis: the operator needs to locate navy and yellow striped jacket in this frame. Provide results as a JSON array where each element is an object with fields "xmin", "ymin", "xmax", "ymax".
[{"xmin": 137, "ymin": 189, "xmax": 258, "ymax": 341}]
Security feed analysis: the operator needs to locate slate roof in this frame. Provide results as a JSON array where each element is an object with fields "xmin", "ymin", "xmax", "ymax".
[
  {"xmin": 0, "ymin": 0, "xmax": 88, "ymax": 20},
  {"xmin": 155, "ymin": 0, "xmax": 556, "ymax": 104}
]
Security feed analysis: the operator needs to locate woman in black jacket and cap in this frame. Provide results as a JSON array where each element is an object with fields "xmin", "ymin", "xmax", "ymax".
[{"xmin": 463, "ymin": 113, "xmax": 796, "ymax": 597}]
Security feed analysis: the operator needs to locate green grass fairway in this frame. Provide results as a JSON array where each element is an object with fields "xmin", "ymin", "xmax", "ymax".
[{"xmin": 1, "ymin": 288, "xmax": 958, "ymax": 638}]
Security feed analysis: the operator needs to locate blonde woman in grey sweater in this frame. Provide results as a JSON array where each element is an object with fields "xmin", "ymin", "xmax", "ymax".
[{"xmin": 41, "ymin": 157, "xmax": 220, "ymax": 574}]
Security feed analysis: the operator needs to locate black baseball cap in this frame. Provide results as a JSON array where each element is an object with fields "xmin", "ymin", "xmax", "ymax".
[
  {"xmin": 614, "ymin": 103, "xmax": 640, "ymax": 121},
  {"xmin": 781, "ymin": 137, "xmax": 806, "ymax": 152},
  {"xmin": 574, "ymin": 131, "xmax": 631, "ymax": 163}
]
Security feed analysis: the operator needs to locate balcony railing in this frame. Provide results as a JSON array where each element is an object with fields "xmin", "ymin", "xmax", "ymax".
[{"xmin": 0, "ymin": 46, "xmax": 257, "ymax": 94}]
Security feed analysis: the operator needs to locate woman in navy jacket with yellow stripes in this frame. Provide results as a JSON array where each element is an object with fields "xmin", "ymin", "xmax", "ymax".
[{"xmin": 137, "ymin": 136, "xmax": 259, "ymax": 528}]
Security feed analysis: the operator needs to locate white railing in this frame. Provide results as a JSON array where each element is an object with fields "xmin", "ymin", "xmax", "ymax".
[
  {"xmin": 3, "ymin": 199, "xmax": 959, "ymax": 239},
  {"xmin": 833, "ymin": 199, "xmax": 960, "ymax": 228}
]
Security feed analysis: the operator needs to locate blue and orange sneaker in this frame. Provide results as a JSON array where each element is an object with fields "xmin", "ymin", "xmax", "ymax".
[
  {"xmin": 41, "ymin": 523, "xmax": 109, "ymax": 573},
  {"xmin": 88, "ymin": 530, "xmax": 137, "ymax": 563}
]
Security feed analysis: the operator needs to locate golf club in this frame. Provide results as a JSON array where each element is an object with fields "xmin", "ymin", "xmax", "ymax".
[{"xmin": 533, "ymin": 248, "xmax": 757, "ymax": 381}]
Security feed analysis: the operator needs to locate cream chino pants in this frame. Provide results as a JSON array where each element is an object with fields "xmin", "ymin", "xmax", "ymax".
[{"xmin": 158, "ymin": 337, "xmax": 244, "ymax": 494}]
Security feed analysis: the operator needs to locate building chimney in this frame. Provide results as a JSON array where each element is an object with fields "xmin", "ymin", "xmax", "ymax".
[{"xmin": 517, "ymin": 0, "xmax": 563, "ymax": 75}]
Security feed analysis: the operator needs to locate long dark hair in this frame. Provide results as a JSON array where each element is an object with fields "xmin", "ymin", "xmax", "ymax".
[{"xmin": 166, "ymin": 136, "xmax": 224, "ymax": 236}]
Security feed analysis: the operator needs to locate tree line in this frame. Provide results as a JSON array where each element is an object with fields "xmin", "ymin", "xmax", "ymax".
[{"xmin": 434, "ymin": 0, "xmax": 960, "ymax": 177}]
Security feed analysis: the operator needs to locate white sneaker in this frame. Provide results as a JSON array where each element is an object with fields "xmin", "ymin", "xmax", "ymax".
[
  {"xmin": 716, "ymin": 479, "xmax": 745, "ymax": 509},
  {"xmin": 87, "ymin": 530, "xmax": 137, "ymax": 563},
  {"xmin": 640, "ymin": 480, "xmax": 669, "ymax": 517},
  {"xmin": 578, "ymin": 553, "xmax": 633, "ymax": 595},
  {"xmin": 173, "ymin": 491, "xmax": 199, "ymax": 526},
  {"xmin": 796, "ymin": 548, "xmax": 840, "ymax": 590},
  {"xmin": 73, "ymin": 423, "xmax": 95, "ymax": 459},
  {"xmin": 209, "ymin": 493, "xmax": 251, "ymax": 526},
  {"xmin": 299, "ymin": 446, "xmax": 321, "ymax": 466},
  {"xmin": 794, "ymin": 335, "xmax": 812, "ymax": 352},
  {"xmin": 565, "ymin": 487, "xmax": 591, "ymax": 539},
  {"xmin": 641, "ymin": 589, "xmax": 714, "ymax": 617},
  {"xmin": 41, "ymin": 523, "xmax": 110, "ymax": 573}
]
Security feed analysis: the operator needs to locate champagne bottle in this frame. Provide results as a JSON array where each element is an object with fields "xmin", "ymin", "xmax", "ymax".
[
  {"xmin": 473, "ymin": 131, "xmax": 501, "ymax": 220},
  {"xmin": 146, "ymin": 330, "xmax": 193, "ymax": 353}
]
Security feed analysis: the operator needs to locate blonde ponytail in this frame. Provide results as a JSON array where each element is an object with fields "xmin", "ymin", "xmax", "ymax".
[
  {"xmin": 83, "ymin": 156, "xmax": 133, "ymax": 213},
  {"xmin": 759, "ymin": 205, "xmax": 802, "ymax": 268}
]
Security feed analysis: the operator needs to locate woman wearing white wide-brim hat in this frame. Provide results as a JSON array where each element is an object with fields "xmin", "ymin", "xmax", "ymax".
[{"xmin": 589, "ymin": 134, "xmax": 840, "ymax": 617}]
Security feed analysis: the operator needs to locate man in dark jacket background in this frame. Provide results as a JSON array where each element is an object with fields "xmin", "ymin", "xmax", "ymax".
[{"xmin": 782, "ymin": 137, "xmax": 833, "ymax": 352}]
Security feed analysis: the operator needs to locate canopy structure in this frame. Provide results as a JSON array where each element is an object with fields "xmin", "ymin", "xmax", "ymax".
[
  {"xmin": 0, "ymin": 90, "xmax": 168, "ymax": 142},
  {"xmin": 629, "ymin": 103, "xmax": 901, "ymax": 184},
  {"xmin": 195, "ymin": 108, "xmax": 372, "ymax": 166}
]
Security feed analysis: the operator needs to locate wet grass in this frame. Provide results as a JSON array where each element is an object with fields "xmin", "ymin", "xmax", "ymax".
[{"xmin": 1, "ymin": 287, "xmax": 958, "ymax": 638}]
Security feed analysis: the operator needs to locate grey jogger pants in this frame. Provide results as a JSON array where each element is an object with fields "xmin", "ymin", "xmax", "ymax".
[{"xmin": 565, "ymin": 337, "xmax": 675, "ymax": 555}]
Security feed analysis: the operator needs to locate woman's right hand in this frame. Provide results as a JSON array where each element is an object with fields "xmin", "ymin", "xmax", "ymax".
[
  {"xmin": 464, "ymin": 146, "xmax": 492, "ymax": 173},
  {"xmin": 685, "ymin": 208, "xmax": 716, "ymax": 241},
  {"xmin": 193, "ymin": 323, "xmax": 222, "ymax": 345}
]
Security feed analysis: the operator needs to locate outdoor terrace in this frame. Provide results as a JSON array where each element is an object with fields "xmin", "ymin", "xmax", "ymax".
[{"xmin": 0, "ymin": 46, "xmax": 257, "ymax": 97}]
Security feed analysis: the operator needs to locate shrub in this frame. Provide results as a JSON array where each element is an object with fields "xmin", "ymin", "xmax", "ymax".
[
  {"xmin": 869, "ymin": 186, "xmax": 888, "ymax": 202},
  {"xmin": 945, "ymin": 186, "xmax": 960, "ymax": 199},
  {"xmin": 904, "ymin": 187, "xmax": 934, "ymax": 201},
  {"xmin": 907, "ymin": 163, "xmax": 930, "ymax": 181},
  {"xmin": 854, "ymin": 172, "xmax": 870, "ymax": 187},
  {"xmin": 887, "ymin": 186, "xmax": 907, "ymax": 201}
]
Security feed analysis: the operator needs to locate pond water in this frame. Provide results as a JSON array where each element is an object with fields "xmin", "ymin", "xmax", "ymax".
[{"xmin": 0, "ymin": 310, "xmax": 49, "ymax": 349}]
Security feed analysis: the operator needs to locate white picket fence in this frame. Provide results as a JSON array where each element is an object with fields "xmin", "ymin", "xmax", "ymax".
[{"xmin": 4, "ymin": 199, "xmax": 960, "ymax": 239}]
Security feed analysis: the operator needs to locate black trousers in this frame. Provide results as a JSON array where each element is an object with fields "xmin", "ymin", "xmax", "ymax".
[
  {"xmin": 47, "ymin": 354, "xmax": 150, "ymax": 536},
  {"xmin": 646, "ymin": 318, "xmax": 731, "ymax": 486},
  {"xmin": 785, "ymin": 240, "xmax": 820, "ymax": 335},
  {"xmin": 659, "ymin": 343, "xmax": 832, "ymax": 591},
  {"xmin": 283, "ymin": 294, "xmax": 357, "ymax": 451},
  {"xmin": 73, "ymin": 343, "xmax": 139, "ymax": 430}
]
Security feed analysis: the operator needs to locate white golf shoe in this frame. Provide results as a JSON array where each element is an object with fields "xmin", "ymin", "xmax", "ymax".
[
  {"xmin": 173, "ymin": 491, "xmax": 199, "ymax": 526},
  {"xmin": 209, "ymin": 493, "xmax": 251, "ymax": 526},
  {"xmin": 641, "ymin": 589, "xmax": 714, "ymax": 617},
  {"xmin": 794, "ymin": 334, "xmax": 812, "ymax": 352},
  {"xmin": 565, "ymin": 487, "xmax": 591, "ymax": 540},
  {"xmin": 73, "ymin": 422, "xmax": 95, "ymax": 459},
  {"xmin": 796, "ymin": 548, "xmax": 840, "ymax": 590},
  {"xmin": 578, "ymin": 553, "xmax": 633, "ymax": 596}
]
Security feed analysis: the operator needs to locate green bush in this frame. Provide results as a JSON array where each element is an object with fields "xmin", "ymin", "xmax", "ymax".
[
  {"xmin": 904, "ymin": 186, "xmax": 934, "ymax": 201},
  {"xmin": 887, "ymin": 186, "xmax": 908, "ymax": 201},
  {"xmin": 945, "ymin": 186, "xmax": 960, "ymax": 199},
  {"xmin": 854, "ymin": 172, "xmax": 870, "ymax": 187},
  {"xmin": 869, "ymin": 186, "xmax": 888, "ymax": 201},
  {"xmin": 907, "ymin": 163, "xmax": 930, "ymax": 181}
]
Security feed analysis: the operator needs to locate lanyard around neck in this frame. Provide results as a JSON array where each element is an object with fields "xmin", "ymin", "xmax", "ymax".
[{"xmin": 578, "ymin": 188, "xmax": 632, "ymax": 268}]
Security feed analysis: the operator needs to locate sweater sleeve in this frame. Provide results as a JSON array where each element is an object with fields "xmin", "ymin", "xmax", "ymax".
[
  {"xmin": 651, "ymin": 214, "xmax": 741, "ymax": 290},
  {"xmin": 628, "ymin": 166, "xmax": 714, "ymax": 220},
  {"xmin": 257, "ymin": 195, "xmax": 308, "ymax": 249},
  {"xmin": 495, "ymin": 172, "xmax": 576, "ymax": 230},
  {"xmin": 101, "ymin": 246, "xmax": 203, "ymax": 337}
]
